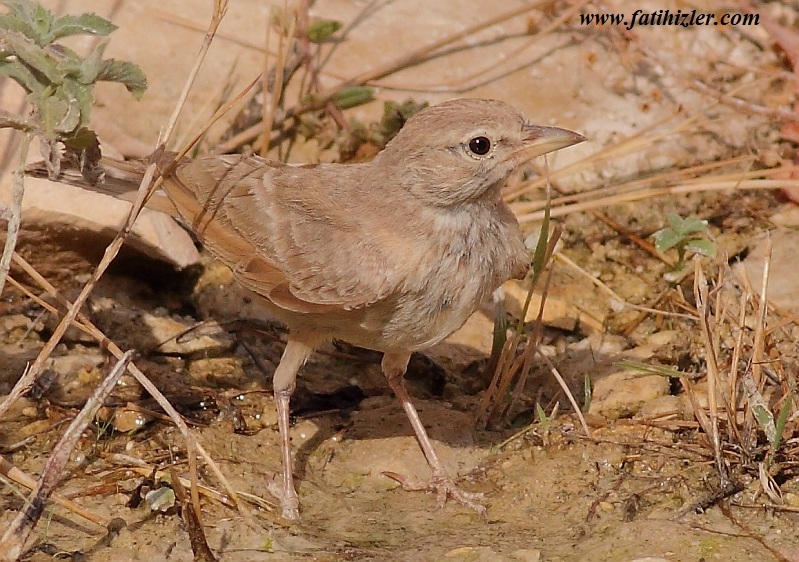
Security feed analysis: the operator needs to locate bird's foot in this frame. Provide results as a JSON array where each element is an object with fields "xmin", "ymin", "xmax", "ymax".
[
  {"xmin": 266, "ymin": 475, "xmax": 300, "ymax": 520},
  {"xmin": 383, "ymin": 470, "xmax": 487, "ymax": 516}
]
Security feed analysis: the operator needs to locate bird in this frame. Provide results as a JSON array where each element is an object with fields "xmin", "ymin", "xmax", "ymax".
[{"xmin": 32, "ymin": 98, "xmax": 583, "ymax": 519}]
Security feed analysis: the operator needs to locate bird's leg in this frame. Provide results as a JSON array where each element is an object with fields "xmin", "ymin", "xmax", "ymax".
[
  {"xmin": 381, "ymin": 351, "xmax": 486, "ymax": 516},
  {"xmin": 266, "ymin": 338, "xmax": 315, "ymax": 520}
]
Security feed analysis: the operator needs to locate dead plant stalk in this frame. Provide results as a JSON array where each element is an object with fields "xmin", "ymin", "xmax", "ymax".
[{"xmin": 0, "ymin": 352, "xmax": 133, "ymax": 561}]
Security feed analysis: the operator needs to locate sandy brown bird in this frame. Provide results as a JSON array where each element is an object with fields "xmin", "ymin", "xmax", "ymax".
[{"xmin": 34, "ymin": 98, "xmax": 583, "ymax": 519}]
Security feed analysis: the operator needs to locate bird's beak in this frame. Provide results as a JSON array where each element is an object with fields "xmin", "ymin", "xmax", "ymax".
[{"xmin": 512, "ymin": 124, "xmax": 585, "ymax": 162}]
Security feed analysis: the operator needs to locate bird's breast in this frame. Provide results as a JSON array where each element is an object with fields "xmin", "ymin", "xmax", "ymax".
[{"xmin": 376, "ymin": 217, "xmax": 525, "ymax": 350}]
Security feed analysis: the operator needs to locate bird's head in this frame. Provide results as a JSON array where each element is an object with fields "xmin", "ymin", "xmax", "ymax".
[{"xmin": 376, "ymin": 98, "xmax": 584, "ymax": 207}]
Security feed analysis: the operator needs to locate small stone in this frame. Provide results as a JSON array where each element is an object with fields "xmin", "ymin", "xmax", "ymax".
[
  {"xmin": 445, "ymin": 546, "xmax": 503, "ymax": 561},
  {"xmin": 48, "ymin": 350, "xmax": 106, "ymax": 379},
  {"xmin": 590, "ymin": 369, "xmax": 670, "ymax": 419},
  {"xmin": 646, "ymin": 330, "xmax": 678, "ymax": 347},
  {"xmin": 637, "ymin": 395, "xmax": 682, "ymax": 419},
  {"xmin": 511, "ymin": 550, "xmax": 541, "ymax": 562},
  {"xmin": 142, "ymin": 314, "xmax": 233, "ymax": 355},
  {"xmin": 260, "ymin": 403, "xmax": 279, "ymax": 427},
  {"xmin": 784, "ymin": 492, "xmax": 799, "ymax": 507}
]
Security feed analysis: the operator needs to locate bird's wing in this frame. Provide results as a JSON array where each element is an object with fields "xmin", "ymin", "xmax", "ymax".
[{"xmin": 168, "ymin": 154, "xmax": 400, "ymax": 312}]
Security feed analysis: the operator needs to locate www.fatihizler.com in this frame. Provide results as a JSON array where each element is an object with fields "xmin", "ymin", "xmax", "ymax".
[{"xmin": 580, "ymin": 9, "xmax": 759, "ymax": 31}]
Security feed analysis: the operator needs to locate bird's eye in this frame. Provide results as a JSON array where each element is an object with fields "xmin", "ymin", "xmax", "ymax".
[{"xmin": 467, "ymin": 136, "xmax": 491, "ymax": 156}]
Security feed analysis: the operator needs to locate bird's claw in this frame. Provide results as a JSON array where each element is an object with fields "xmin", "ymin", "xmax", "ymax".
[
  {"xmin": 266, "ymin": 474, "xmax": 300, "ymax": 520},
  {"xmin": 383, "ymin": 470, "xmax": 487, "ymax": 516}
]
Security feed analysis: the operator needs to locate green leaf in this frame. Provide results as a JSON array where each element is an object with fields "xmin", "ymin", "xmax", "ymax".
[
  {"xmin": 60, "ymin": 77, "xmax": 93, "ymax": 128},
  {"xmin": 2, "ymin": 0, "xmax": 35, "ymax": 22},
  {"xmin": 652, "ymin": 227, "xmax": 683, "ymax": 253},
  {"xmin": 64, "ymin": 126, "xmax": 99, "ymax": 149},
  {"xmin": 1, "ymin": 1, "xmax": 147, "ymax": 142},
  {"xmin": 35, "ymin": 93, "xmax": 69, "ymax": 138},
  {"xmin": 771, "ymin": 393, "xmax": 792, "ymax": 454},
  {"xmin": 377, "ymin": 100, "xmax": 427, "ymax": 142},
  {"xmin": 331, "ymin": 86, "xmax": 373, "ymax": 109},
  {"xmin": 535, "ymin": 403, "xmax": 549, "ymax": 425},
  {"xmin": 753, "ymin": 403, "xmax": 777, "ymax": 447},
  {"xmin": 667, "ymin": 213, "xmax": 708, "ymax": 236},
  {"xmin": 0, "ymin": 14, "xmax": 41, "ymax": 44},
  {"xmin": 28, "ymin": 81, "xmax": 81, "ymax": 138},
  {"xmin": 53, "ymin": 97, "xmax": 80, "ymax": 133},
  {"xmin": 0, "ymin": 55, "xmax": 46, "ymax": 94},
  {"xmin": 95, "ymin": 59, "xmax": 147, "ymax": 98},
  {"xmin": 2, "ymin": 30, "xmax": 63, "ymax": 84},
  {"xmin": 1, "ymin": 0, "xmax": 54, "ymax": 46},
  {"xmin": 77, "ymin": 39, "xmax": 108, "ymax": 84},
  {"xmin": 307, "ymin": 19, "xmax": 342, "ymax": 43},
  {"xmin": 49, "ymin": 12, "xmax": 116, "ymax": 42},
  {"xmin": 55, "ymin": 47, "xmax": 85, "ymax": 78},
  {"xmin": 63, "ymin": 127, "xmax": 104, "ymax": 184},
  {"xmin": 47, "ymin": 83, "xmax": 81, "ymax": 134},
  {"xmin": 666, "ymin": 212, "xmax": 684, "ymax": 230},
  {"xmin": 678, "ymin": 218, "xmax": 708, "ymax": 236},
  {"xmin": 684, "ymin": 238, "xmax": 716, "ymax": 259}
]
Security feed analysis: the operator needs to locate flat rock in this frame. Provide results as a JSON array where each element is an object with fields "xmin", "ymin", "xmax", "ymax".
[
  {"xmin": 140, "ymin": 314, "xmax": 233, "ymax": 355},
  {"xmin": 740, "ymin": 228, "xmax": 799, "ymax": 315},
  {"xmin": 1, "ymin": 176, "xmax": 199, "ymax": 269},
  {"xmin": 590, "ymin": 368, "xmax": 670, "ymax": 420}
]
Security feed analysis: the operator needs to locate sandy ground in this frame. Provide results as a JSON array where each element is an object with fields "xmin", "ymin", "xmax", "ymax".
[{"xmin": 2, "ymin": 1, "xmax": 799, "ymax": 561}]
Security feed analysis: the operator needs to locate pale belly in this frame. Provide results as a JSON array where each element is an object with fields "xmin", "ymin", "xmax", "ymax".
[
  {"xmin": 364, "ymin": 278, "xmax": 489, "ymax": 352},
  {"xmin": 264, "ymin": 279, "xmax": 488, "ymax": 354}
]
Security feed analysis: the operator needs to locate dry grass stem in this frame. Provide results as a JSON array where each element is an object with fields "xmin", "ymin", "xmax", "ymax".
[
  {"xmin": 0, "ymin": 133, "xmax": 30, "ymax": 298},
  {"xmin": 0, "ymin": 457, "xmax": 109, "ymax": 529},
  {"xmin": 162, "ymin": 0, "xmax": 229, "ymax": 144},
  {"xmin": 8, "ymin": 252, "xmax": 251, "ymax": 518},
  {"xmin": 535, "ymin": 349, "xmax": 591, "ymax": 437},
  {"xmin": 554, "ymin": 252, "xmax": 696, "ymax": 321},
  {"xmin": 301, "ymin": 2, "xmax": 541, "ymax": 103},
  {"xmin": 475, "ymin": 218, "xmax": 589, "ymax": 436},
  {"xmin": 122, "ymin": 466, "xmax": 276, "ymax": 513},
  {"xmin": 693, "ymin": 260, "xmax": 729, "ymax": 488},
  {"xmin": 0, "ymin": 4, "xmax": 259, "ymax": 532},
  {"xmin": 259, "ymin": 3, "xmax": 294, "ymax": 156},
  {"xmin": 170, "ymin": 467, "xmax": 217, "ymax": 562},
  {"xmin": 375, "ymin": 0, "xmax": 590, "ymax": 93},
  {"xmin": 515, "ymin": 176, "xmax": 799, "ymax": 224},
  {"xmin": 0, "ymin": 351, "xmax": 133, "ymax": 561},
  {"xmin": 508, "ymin": 154, "xmax": 759, "ymax": 210},
  {"xmin": 751, "ymin": 235, "xmax": 771, "ymax": 391},
  {"xmin": 218, "ymin": 2, "xmax": 547, "ymax": 151},
  {"xmin": 690, "ymin": 78, "xmax": 799, "ymax": 121},
  {"xmin": 0, "ymin": 1, "xmax": 230, "ymax": 421}
]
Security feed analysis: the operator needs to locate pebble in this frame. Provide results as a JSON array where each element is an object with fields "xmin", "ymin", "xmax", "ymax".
[{"xmin": 590, "ymin": 369, "xmax": 670, "ymax": 420}]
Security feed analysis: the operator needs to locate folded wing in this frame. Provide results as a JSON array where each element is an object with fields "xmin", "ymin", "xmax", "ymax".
[{"xmin": 167, "ymin": 154, "xmax": 400, "ymax": 314}]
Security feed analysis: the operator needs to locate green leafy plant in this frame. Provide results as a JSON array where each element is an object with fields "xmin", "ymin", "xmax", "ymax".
[
  {"xmin": 0, "ymin": 0, "xmax": 146, "ymax": 173},
  {"xmin": 306, "ymin": 18, "xmax": 342, "ymax": 44},
  {"xmin": 652, "ymin": 213, "xmax": 716, "ymax": 280}
]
